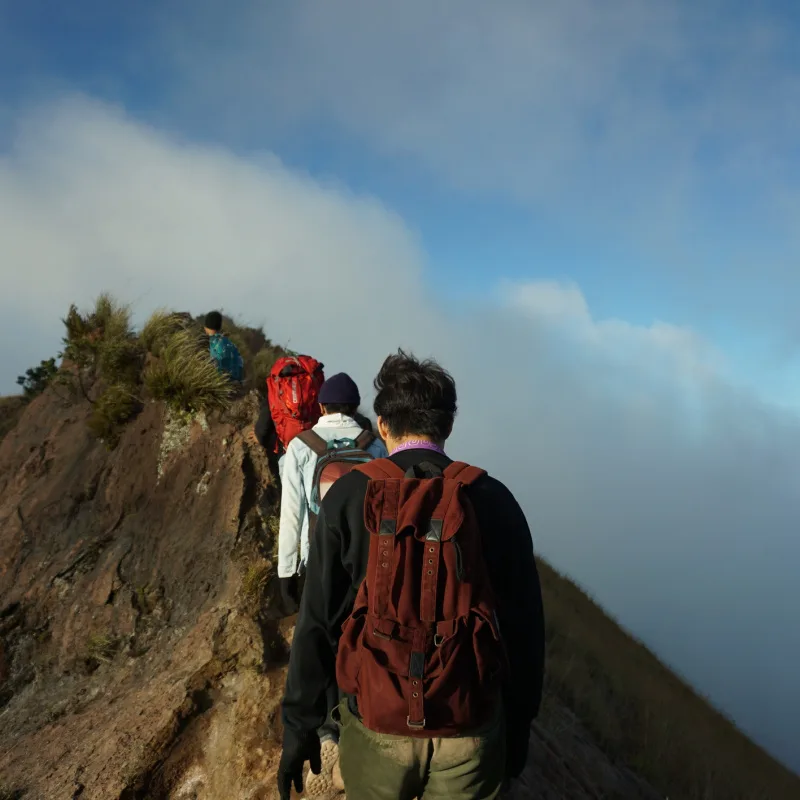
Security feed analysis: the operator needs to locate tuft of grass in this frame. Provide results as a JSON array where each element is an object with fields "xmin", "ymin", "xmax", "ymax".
[
  {"xmin": 242, "ymin": 559, "xmax": 271, "ymax": 606},
  {"xmin": 87, "ymin": 384, "xmax": 141, "ymax": 448},
  {"xmin": 140, "ymin": 309, "xmax": 192, "ymax": 357},
  {"xmin": 93, "ymin": 293, "xmax": 132, "ymax": 342},
  {"xmin": 144, "ymin": 328, "xmax": 233, "ymax": 413},
  {"xmin": 86, "ymin": 632, "xmax": 118, "ymax": 665},
  {"xmin": 540, "ymin": 559, "xmax": 800, "ymax": 800}
]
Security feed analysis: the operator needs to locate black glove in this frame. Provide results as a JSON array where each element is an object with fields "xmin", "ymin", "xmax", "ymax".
[
  {"xmin": 279, "ymin": 576, "xmax": 300, "ymax": 616},
  {"xmin": 277, "ymin": 734, "xmax": 321, "ymax": 800},
  {"xmin": 504, "ymin": 718, "xmax": 531, "ymax": 781}
]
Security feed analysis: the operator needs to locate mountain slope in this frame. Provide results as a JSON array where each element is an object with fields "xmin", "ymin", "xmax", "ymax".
[{"xmin": 0, "ymin": 363, "xmax": 797, "ymax": 799}]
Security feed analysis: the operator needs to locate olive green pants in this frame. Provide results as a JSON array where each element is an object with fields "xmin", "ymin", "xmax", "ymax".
[{"xmin": 337, "ymin": 700, "xmax": 506, "ymax": 800}]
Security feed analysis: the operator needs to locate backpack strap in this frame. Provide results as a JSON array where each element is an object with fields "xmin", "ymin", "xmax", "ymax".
[
  {"xmin": 296, "ymin": 430, "xmax": 328, "ymax": 457},
  {"xmin": 355, "ymin": 458, "xmax": 405, "ymax": 480},
  {"xmin": 355, "ymin": 430, "xmax": 375, "ymax": 450},
  {"xmin": 443, "ymin": 461, "xmax": 486, "ymax": 486}
]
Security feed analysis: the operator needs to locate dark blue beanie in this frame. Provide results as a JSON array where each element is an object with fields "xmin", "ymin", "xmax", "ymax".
[{"xmin": 319, "ymin": 373, "xmax": 361, "ymax": 406}]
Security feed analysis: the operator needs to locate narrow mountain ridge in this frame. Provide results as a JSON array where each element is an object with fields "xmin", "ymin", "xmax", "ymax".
[{"xmin": 1, "ymin": 315, "xmax": 797, "ymax": 799}]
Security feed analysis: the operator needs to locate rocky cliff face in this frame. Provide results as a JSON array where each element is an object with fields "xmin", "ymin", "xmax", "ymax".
[{"xmin": 0, "ymin": 387, "xmax": 661, "ymax": 800}]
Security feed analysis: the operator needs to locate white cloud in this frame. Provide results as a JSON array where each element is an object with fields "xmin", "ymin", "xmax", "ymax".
[
  {"xmin": 155, "ymin": 0, "xmax": 800, "ymax": 329},
  {"xmin": 1, "ymin": 98, "xmax": 800, "ymax": 771}
]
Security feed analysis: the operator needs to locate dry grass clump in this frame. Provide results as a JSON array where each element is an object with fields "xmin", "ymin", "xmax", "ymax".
[
  {"xmin": 144, "ymin": 327, "xmax": 233, "ymax": 413},
  {"xmin": 242, "ymin": 559, "xmax": 272, "ymax": 606},
  {"xmin": 86, "ymin": 632, "xmax": 119, "ymax": 666},
  {"xmin": 540, "ymin": 559, "xmax": 799, "ymax": 799},
  {"xmin": 140, "ymin": 309, "xmax": 192, "ymax": 357}
]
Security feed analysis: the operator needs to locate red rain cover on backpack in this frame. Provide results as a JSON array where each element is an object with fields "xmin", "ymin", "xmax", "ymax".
[
  {"xmin": 267, "ymin": 356, "xmax": 325, "ymax": 452},
  {"xmin": 335, "ymin": 459, "xmax": 507, "ymax": 737}
]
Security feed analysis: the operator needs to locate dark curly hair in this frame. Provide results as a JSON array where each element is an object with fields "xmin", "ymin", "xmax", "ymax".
[{"xmin": 373, "ymin": 350, "xmax": 457, "ymax": 441}]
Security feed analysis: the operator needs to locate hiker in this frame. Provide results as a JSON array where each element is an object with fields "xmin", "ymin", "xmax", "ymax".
[
  {"xmin": 277, "ymin": 351, "xmax": 545, "ymax": 800},
  {"xmin": 203, "ymin": 311, "xmax": 244, "ymax": 382},
  {"xmin": 248, "ymin": 354, "xmax": 326, "ymax": 476},
  {"xmin": 277, "ymin": 372, "xmax": 388, "ymax": 613}
]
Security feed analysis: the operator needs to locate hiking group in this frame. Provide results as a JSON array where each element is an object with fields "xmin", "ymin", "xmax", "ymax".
[{"xmin": 202, "ymin": 311, "xmax": 546, "ymax": 799}]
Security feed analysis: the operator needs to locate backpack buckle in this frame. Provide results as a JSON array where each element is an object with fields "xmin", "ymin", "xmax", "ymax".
[
  {"xmin": 433, "ymin": 634, "xmax": 444, "ymax": 647},
  {"xmin": 407, "ymin": 717, "xmax": 426, "ymax": 730}
]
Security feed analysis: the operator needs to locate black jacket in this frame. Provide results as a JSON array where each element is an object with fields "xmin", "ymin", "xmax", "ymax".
[
  {"xmin": 281, "ymin": 448, "xmax": 545, "ymax": 750},
  {"xmin": 254, "ymin": 402, "xmax": 279, "ymax": 453}
]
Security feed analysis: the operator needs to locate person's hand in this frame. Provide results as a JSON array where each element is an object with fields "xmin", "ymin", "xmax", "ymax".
[
  {"xmin": 277, "ymin": 735, "xmax": 321, "ymax": 800},
  {"xmin": 246, "ymin": 426, "xmax": 258, "ymax": 445},
  {"xmin": 280, "ymin": 576, "xmax": 300, "ymax": 616}
]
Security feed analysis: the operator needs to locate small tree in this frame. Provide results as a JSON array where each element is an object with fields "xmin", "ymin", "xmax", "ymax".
[{"xmin": 16, "ymin": 358, "xmax": 58, "ymax": 398}]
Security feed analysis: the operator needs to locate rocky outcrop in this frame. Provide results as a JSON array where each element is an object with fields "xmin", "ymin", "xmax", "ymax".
[{"xmin": 0, "ymin": 387, "xmax": 662, "ymax": 799}]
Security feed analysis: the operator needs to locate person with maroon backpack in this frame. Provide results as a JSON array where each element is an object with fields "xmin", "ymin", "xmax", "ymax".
[{"xmin": 278, "ymin": 351, "xmax": 545, "ymax": 800}]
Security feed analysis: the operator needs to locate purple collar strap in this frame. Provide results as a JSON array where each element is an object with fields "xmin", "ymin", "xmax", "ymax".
[{"xmin": 390, "ymin": 440, "xmax": 447, "ymax": 457}]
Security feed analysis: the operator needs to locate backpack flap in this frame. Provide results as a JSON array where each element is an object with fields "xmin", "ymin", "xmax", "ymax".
[{"xmin": 361, "ymin": 474, "xmax": 465, "ymax": 545}]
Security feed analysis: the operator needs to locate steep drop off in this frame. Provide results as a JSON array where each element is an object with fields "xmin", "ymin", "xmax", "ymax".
[{"xmin": 1, "ymin": 384, "xmax": 797, "ymax": 799}]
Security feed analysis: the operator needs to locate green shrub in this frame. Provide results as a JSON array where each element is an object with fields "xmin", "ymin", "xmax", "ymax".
[
  {"xmin": 16, "ymin": 358, "xmax": 58, "ymax": 398},
  {"xmin": 144, "ymin": 328, "xmax": 233, "ymax": 413},
  {"xmin": 87, "ymin": 384, "xmax": 140, "ymax": 448},
  {"xmin": 61, "ymin": 294, "xmax": 140, "ymax": 383},
  {"xmin": 97, "ymin": 336, "xmax": 143, "ymax": 387}
]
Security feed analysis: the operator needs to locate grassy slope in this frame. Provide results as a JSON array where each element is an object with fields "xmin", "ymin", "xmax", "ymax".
[{"xmin": 541, "ymin": 559, "xmax": 799, "ymax": 799}]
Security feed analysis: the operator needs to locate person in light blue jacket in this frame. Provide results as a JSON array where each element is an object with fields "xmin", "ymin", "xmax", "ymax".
[{"xmin": 277, "ymin": 373, "xmax": 387, "ymax": 605}]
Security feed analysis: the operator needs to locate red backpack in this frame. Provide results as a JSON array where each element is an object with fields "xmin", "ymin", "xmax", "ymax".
[
  {"xmin": 336, "ymin": 459, "xmax": 507, "ymax": 737},
  {"xmin": 267, "ymin": 356, "xmax": 325, "ymax": 452}
]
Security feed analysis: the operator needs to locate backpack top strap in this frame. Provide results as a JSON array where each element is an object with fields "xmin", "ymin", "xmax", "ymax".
[
  {"xmin": 296, "ymin": 429, "xmax": 329, "ymax": 457},
  {"xmin": 355, "ymin": 430, "xmax": 376, "ymax": 450},
  {"xmin": 355, "ymin": 458, "xmax": 405, "ymax": 480},
  {"xmin": 443, "ymin": 461, "xmax": 486, "ymax": 486}
]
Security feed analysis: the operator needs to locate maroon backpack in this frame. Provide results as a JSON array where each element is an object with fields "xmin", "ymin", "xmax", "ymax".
[{"xmin": 335, "ymin": 459, "xmax": 507, "ymax": 736}]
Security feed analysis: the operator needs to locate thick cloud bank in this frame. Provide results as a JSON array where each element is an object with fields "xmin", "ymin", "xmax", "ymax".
[{"xmin": 1, "ymin": 99, "xmax": 799, "ymax": 770}]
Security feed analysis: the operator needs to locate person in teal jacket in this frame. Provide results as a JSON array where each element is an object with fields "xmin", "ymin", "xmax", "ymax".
[{"xmin": 204, "ymin": 311, "xmax": 244, "ymax": 382}]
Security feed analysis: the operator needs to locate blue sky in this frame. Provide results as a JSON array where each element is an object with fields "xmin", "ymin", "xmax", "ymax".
[
  {"xmin": 2, "ymin": 0, "xmax": 800, "ymax": 773},
  {"xmin": 4, "ymin": 0, "xmax": 800, "ymax": 399}
]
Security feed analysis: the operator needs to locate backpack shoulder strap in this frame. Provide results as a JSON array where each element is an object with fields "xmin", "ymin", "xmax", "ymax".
[
  {"xmin": 355, "ymin": 458, "xmax": 405, "ymax": 480},
  {"xmin": 296, "ymin": 429, "xmax": 329, "ymax": 457},
  {"xmin": 443, "ymin": 461, "xmax": 486, "ymax": 486},
  {"xmin": 355, "ymin": 430, "xmax": 375, "ymax": 450}
]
